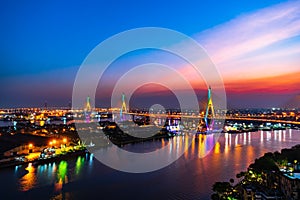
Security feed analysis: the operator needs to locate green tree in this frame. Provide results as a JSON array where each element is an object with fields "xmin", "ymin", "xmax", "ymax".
[
  {"xmin": 211, "ymin": 193, "xmax": 219, "ymax": 200},
  {"xmin": 212, "ymin": 182, "xmax": 232, "ymax": 199}
]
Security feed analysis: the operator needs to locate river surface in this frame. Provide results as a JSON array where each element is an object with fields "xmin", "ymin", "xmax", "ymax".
[{"xmin": 1, "ymin": 129, "xmax": 300, "ymax": 200}]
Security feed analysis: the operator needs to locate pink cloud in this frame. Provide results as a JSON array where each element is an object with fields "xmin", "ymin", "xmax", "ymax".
[{"xmin": 193, "ymin": 0, "xmax": 300, "ymax": 80}]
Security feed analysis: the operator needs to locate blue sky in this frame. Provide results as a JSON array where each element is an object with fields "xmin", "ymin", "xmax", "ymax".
[
  {"xmin": 0, "ymin": 0, "xmax": 299, "ymax": 108},
  {"xmin": 0, "ymin": 0, "xmax": 285, "ymax": 76}
]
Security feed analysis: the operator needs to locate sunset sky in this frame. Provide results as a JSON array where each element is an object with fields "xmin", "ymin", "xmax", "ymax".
[{"xmin": 0, "ymin": 0, "xmax": 299, "ymax": 108}]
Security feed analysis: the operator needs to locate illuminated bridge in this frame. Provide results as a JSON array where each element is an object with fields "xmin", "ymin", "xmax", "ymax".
[{"xmin": 124, "ymin": 112, "xmax": 300, "ymax": 125}]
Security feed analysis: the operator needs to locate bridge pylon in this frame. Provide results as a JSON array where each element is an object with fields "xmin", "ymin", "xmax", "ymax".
[
  {"xmin": 120, "ymin": 93, "xmax": 128, "ymax": 116},
  {"xmin": 85, "ymin": 96, "xmax": 91, "ymax": 111},
  {"xmin": 204, "ymin": 86, "xmax": 215, "ymax": 131}
]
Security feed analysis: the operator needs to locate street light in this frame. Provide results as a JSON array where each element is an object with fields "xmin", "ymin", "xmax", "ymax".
[{"xmin": 28, "ymin": 143, "xmax": 33, "ymax": 153}]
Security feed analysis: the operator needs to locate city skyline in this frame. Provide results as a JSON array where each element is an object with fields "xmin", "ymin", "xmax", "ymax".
[
  {"xmin": 1, "ymin": 2, "xmax": 300, "ymax": 200},
  {"xmin": 0, "ymin": 0, "xmax": 299, "ymax": 108}
]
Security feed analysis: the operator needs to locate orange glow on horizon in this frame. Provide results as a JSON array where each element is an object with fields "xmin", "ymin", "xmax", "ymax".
[
  {"xmin": 225, "ymin": 72, "xmax": 300, "ymax": 94},
  {"xmin": 114, "ymin": 71, "xmax": 299, "ymax": 97}
]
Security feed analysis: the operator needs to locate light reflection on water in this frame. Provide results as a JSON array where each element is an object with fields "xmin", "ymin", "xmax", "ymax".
[
  {"xmin": 15, "ymin": 153, "xmax": 94, "ymax": 196},
  {"xmin": 55, "ymin": 160, "xmax": 68, "ymax": 191},
  {"xmin": 19, "ymin": 163, "xmax": 36, "ymax": 191},
  {"xmin": 7, "ymin": 130, "xmax": 300, "ymax": 199}
]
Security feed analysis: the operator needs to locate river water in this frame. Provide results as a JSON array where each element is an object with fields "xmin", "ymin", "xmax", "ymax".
[{"xmin": 1, "ymin": 130, "xmax": 300, "ymax": 200}]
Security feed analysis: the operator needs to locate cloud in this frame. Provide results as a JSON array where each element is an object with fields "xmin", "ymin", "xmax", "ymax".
[
  {"xmin": 225, "ymin": 72, "xmax": 300, "ymax": 94},
  {"xmin": 195, "ymin": 0, "xmax": 300, "ymax": 80}
]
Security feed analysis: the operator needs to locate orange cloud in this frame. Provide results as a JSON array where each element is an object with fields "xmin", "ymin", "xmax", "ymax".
[{"xmin": 225, "ymin": 72, "xmax": 300, "ymax": 94}]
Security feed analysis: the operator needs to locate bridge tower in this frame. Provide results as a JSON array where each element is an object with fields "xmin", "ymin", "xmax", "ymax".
[
  {"xmin": 85, "ymin": 96, "xmax": 91, "ymax": 111},
  {"xmin": 204, "ymin": 86, "xmax": 215, "ymax": 131},
  {"xmin": 120, "ymin": 93, "xmax": 127, "ymax": 116},
  {"xmin": 84, "ymin": 96, "xmax": 91, "ymax": 123}
]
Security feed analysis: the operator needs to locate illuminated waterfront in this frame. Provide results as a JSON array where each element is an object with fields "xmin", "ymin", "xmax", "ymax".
[{"xmin": 1, "ymin": 129, "xmax": 300, "ymax": 199}]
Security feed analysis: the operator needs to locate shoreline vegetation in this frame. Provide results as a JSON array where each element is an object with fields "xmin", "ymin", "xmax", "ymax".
[
  {"xmin": 211, "ymin": 144, "xmax": 300, "ymax": 200},
  {"xmin": 101, "ymin": 121, "xmax": 176, "ymax": 146}
]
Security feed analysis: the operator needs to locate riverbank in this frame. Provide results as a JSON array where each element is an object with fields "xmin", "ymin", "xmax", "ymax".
[
  {"xmin": 0, "ymin": 148, "xmax": 88, "ymax": 169},
  {"xmin": 211, "ymin": 144, "xmax": 300, "ymax": 200},
  {"xmin": 1, "ymin": 130, "xmax": 300, "ymax": 200},
  {"xmin": 102, "ymin": 122, "xmax": 176, "ymax": 146}
]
